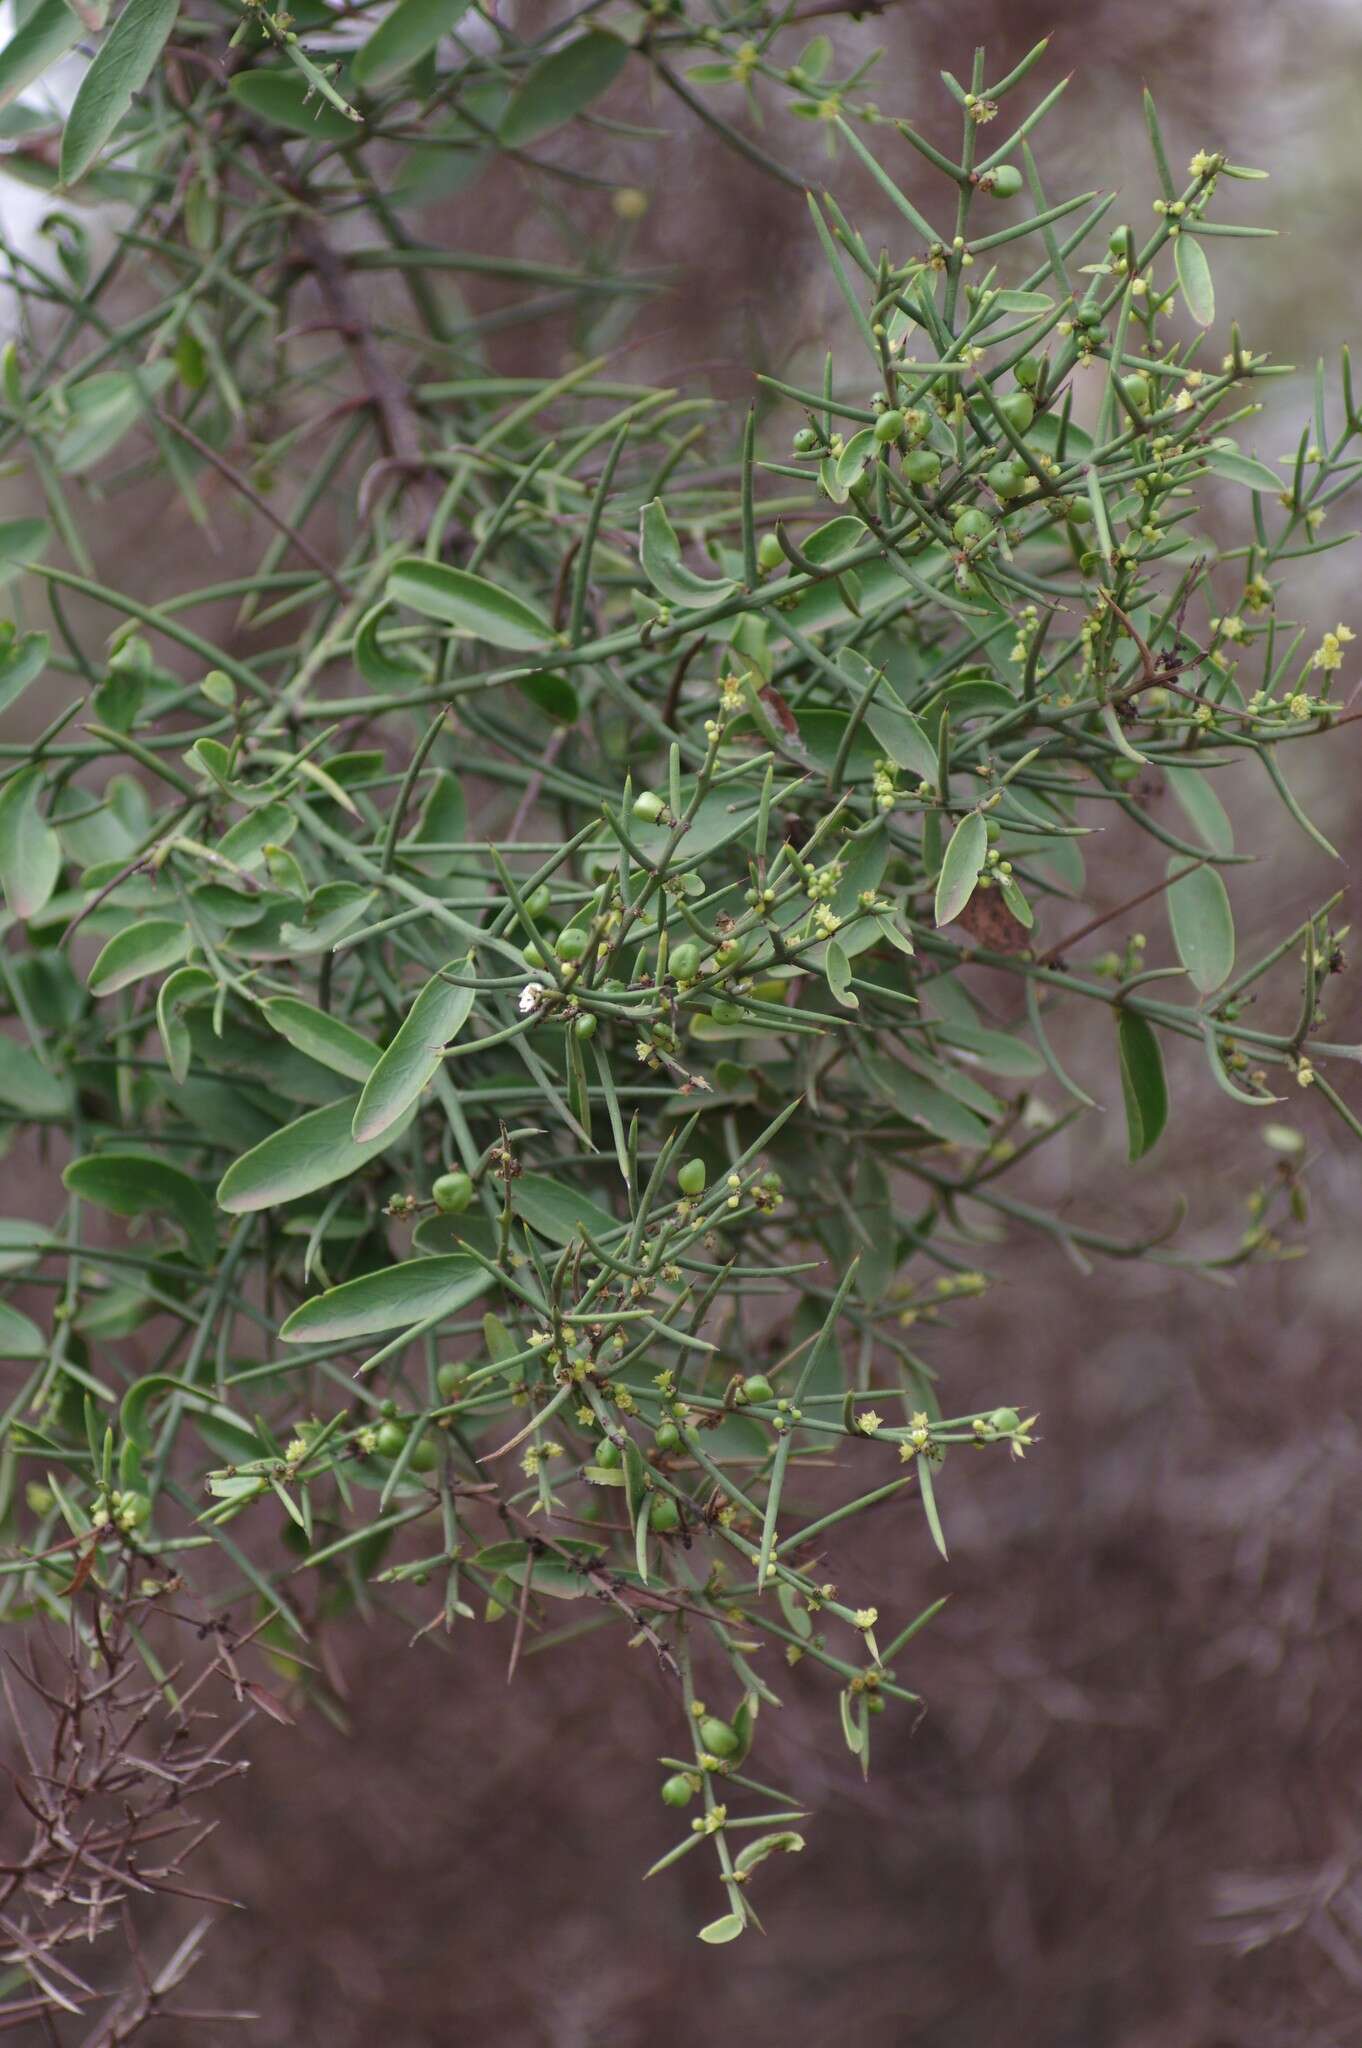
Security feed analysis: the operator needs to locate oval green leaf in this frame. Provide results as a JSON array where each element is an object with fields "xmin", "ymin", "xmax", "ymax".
[
  {"xmin": 387, "ymin": 557, "xmax": 552, "ymax": 650},
  {"xmin": 352, "ymin": 956, "xmax": 474, "ymax": 1142},
  {"xmin": 228, "ymin": 69, "xmax": 359, "ymax": 142},
  {"xmin": 499, "ymin": 29, "xmax": 629, "ymax": 150},
  {"xmin": 60, "ymin": 0, "xmax": 181, "ymax": 190},
  {"xmin": 1174, "ymin": 231, "xmax": 1214, "ymax": 327},
  {"xmin": 934, "ymin": 812, "xmax": 987, "ymax": 927},
  {"xmin": 1166, "ymin": 858, "xmax": 1235, "ymax": 994},
  {"xmin": 352, "ymin": 0, "xmax": 471, "ymax": 92},
  {"xmin": 0, "ymin": 1299, "xmax": 44, "ymax": 1358},
  {"xmin": 638, "ymin": 498, "xmax": 736, "ymax": 607},
  {"xmin": 0, "ymin": 766, "xmax": 60, "ymax": 921},
  {"xmin": 1116, "ymin": 1009, "xmax": 1168, "ymax": 1162},
  {"xmin": 279, "ymin": 1253, "xmax": 491, "ymax": 1344},
  {"xmin": 87, "ymin": 918, "xmax": 189, "ymax": 996},
  {"xmin": 64, "ymin": 1151, "xmax": 217, "ymax": 1265},
  {"xmin": 262, "ymin": 997, "xmax": 379, "ymax": 1083},
  {"xmin": 217, "ymin": 1091, "xmax": 415, "ymax": 1214}
]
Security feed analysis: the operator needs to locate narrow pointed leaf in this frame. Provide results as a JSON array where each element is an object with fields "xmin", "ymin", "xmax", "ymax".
[
  {"xmin": 60, "ymin": 0, "xmax": 181, "ymax": 189},
  {"xmin": 352, "ymin": 956, "xmax": 474, "ymax": 1142},
  {"xmin": 1174, "ymin": 232, "xmax": 1214, "ymax": 327},
  {"xmin": 64, "ymin": 1152, "xmax": 216, "ymax": 1265},
  {"xmin": 934, "ymin": 812, "xmax": 988, "ymax": 927},
  {"xmin": 499, "ymin": 30, "xmax": 629, "ymax": 150},
  {"xmin": 1116, "ymin": 1010, "xmax": 1168, "ymax": 1162}
]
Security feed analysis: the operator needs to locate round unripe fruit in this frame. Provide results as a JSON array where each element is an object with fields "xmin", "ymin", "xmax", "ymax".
[
  {"xmin": 873, "ymin": 408, "xmax": 905, "ymax": 445},
  {"xmin": 524, "ymin": 883, "xmax": 551, "ymax": 920},
  {"xmin": 792, "ymin": 426, "xmax": 819, "ymax": 454},
  {"xmin": 741, "ymin": 1373, "xmax": 774, "ymax": 1404},
  {"xmin": 409, "ymin": 1435, "xmax": 440, "ymax": 1472},
  {"xmin": 699, "ymin": 1715, "xmax": 740, "ymax": 1758},
  {"xmin": 655, "ymin": 1421, "xmax": 683, "ymax": 1454},
  {"xmin": 999, "ymin": 391, "xmax": 1035, "ymax": 434},
  {"xmin": 901, "ymin": 447, "xmax": 941, "ymax": 487},
  {"xmin": 650, "ymin": 1496, "xmax": 681, "ymax": 1533},
  {"xmin": 1064, "ymin": 498, "xmax": 1095, "ymax": 527},
  {"xmin": 436, "ymin": 1361, "xmax": 466, "ymax": 1400},
  {"xmin": 594, "ymin": 1436, "xmax": 623, "ymax": 1469},
  {"xmin": 556, "ymin": 926, "xmax": 589, "ymax": 961},
  {"xmin": 677, "ymin": 1157, "xmax": 707, "ymax": 1196},
  {"xmin": 1121, "ymin": 373, "xmax": 1152, "ymax": 412},
  {"xmin": 1110, "ymin": 759, "xmax": 1141, "ymax": 785},
  {"xmin": 669, "ymin": 942, "xmax": 701, "ymax": 982},
  {"xmin": 573, "ymin": 1012, "xmax": 598, "ymax": 1041},
  {"xmin": 987, "ymin": 460, "xmax": 1026, "ymax": 500},
  {"xmin": 989, "ymin": 1407, "xmax": 1020, "ymax": 1433},
  {"xmin": 522, "ymin": 940, "xmax": 546, "ymax": 968},
  {"xmin": 432, "ymin": 1170, "xmax": 473, "ymax": 1215},
  {"xmin": 710, "ymin": 999, "xmax": 743, "ymax": 1025},
  {"xmin": 661, "ymin": 1773, "xmax": 694, "ymax": 1807},
  {"xmin": 985, "ymin": 164, "xmax": 1023, "ymax": 197},
  {"xmin": 1075, "ymin": 302, "xmax": 1104, "ymax": 330},
  {"xmin": 1014, "ymin": 354, "xmax": 1043, "ymax": 390},
  {"xmin": 632, "ymin": 790, "xmax": 665, "ymax": 822},
  {"xmin": 1108, "ymin": 224, "xmax": 1131, "ymax": 257},
  {"xmin": 953, "ymin": 508, "xmax": 993, "ymax": 544},
  {"xmin": 757, "ymin": 533, "xmax": 784, "ymax": 572},
  {"xmin": 376, "ymin": 1421, "xmax": 408, "ymax": 1459}
]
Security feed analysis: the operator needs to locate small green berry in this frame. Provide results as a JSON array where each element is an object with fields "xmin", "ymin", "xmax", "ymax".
[
  {"xmin": 873, "ymin": 408, "xmax": 905, "ymax": 445},
  {"xmin": 409, "ymin": 1434, "xmax": 440, "ymax": 1472},
  {"xmin": 986, "ymin": 460, "xmax": 1026, "ymax": 500},
  {"xmin": 556, "ymin": 925, "xmax": 589, "ymax": 961},
  {"xmin": 698, "ymin": 1714, "xmax": 740, "ymax": 1758},
  {"xmin": 792, "ymin": 426, "xmax": 819, "ymax": 454},
  {"xmin": 901, "ymin": 447, "xmax": 941, "ymax": 487},
  {"xmin": 677, "ymin": 1157, "xmax": 707, "ymax": 1196},
  {"xmin": 655, "ymin": 1421, "xmax": 683, "ymax": 1454},
  {"xmin": 953, "ymin": 507, "xmax": 993, "ymax": 544},
  {"xmin": 757, "ymin": 533, "xmax": 784, "ymax": 572},
  {"xmin": 989, "ymin": 1406, "xmax": 1020, "ymax": 1433},
  {"xmin": 432, "ymin": 1170, "xmax": 474, "ymax": 1215},
  {"xmin": 594, "ymin": 1436, "xmax": 623, "ymax": 1469},
  {"xmin": 573, "ymin": 1012, "xmax": 598, "ymax": 1041},
  {"xmin": 661, "ymin": 1773, "xmax": 694, "ymax": 1807},
  {"xmin": 984, "ymin": 164, "xmax": 1023, "ymax": 198},
  {"xmin": 436, "ymin": 1361, "xmax": 466, "ymax": 1400},
  {"xmin": 999, "ymin": 391, "xmax": 1035, "ymax": 434},
  {"xmin": 632, "ymin": 790, "xmax": 665, "ymax": 822},
  {"xmin": 669, "ymin": 941, "xmax": 701, "ymax": 982},
  {"xmin": 650, "ymin": 1495, "xmax": 681, "ymax": 1533},
  {"xmin": 376, "ymin": 1420, "xmax": 408, "ymax": 1459},
  {"xmin": 741, "ymin": 1373, "xmax": 774, "ymax": 1405},
  {"xmin": 1014, "ymin": 354, "xmax": 1043, "ymax": 390}
]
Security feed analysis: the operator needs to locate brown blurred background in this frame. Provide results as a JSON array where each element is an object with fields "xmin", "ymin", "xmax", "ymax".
[{"xmin": 6, "ymin": 0, "xmax": 1362, "ymax": 2041}]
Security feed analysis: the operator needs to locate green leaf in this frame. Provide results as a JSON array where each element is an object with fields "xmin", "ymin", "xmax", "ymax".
[
  {"xmin": 499, "ymin": 29, "xmax": 629, "ymax": 150},
  {"xmin": 0, "ymin": 629, "xmax": 49, "ymax": 717},
  {"xmin": 87, "ymin": 918, "xmax": 188, "ymax": 996},
  {"xmin": 60, "ymin": 0, "xmax": 181, "ymax": 190},
  {"xmin": 352, "ymin": 0, "xmax": 471, "ymax": 92},
  {"xmin": 864, "ymin": 1054, "xmax": 990, "ymax": 1147},
  {"xmin": 388, "ymin": 557, "xmax": 552, "ymax": 650},
  {"xmin": 1164, "ymin": 764, "xmax": 1234, "ymax": 855},
  {"xmin": 934, "ymin": 812, "xmax": 987, "ymax": 927},
  {"xmin": 228, "ymin": 69, "xmax": 359, "ymax": 142},
  {"xmin": 0, "ymin": 518, "xmax": 51, "ymax": 584},
  {"xmin": 638, "ymin": 499, "xmax": 737, "ymax": 607},
  {"xmin": 217, "ymin": 1092, "xmax": 415, "ymax": 1214},
  {"xmin": 824, "ymin": 938, "xmax": 858, "ymax": 1009},
  {"xmin": 50, "ymin": 363, "xmax": 174, "ymax": 474},
  {"xmin": 1174, "ymin": 232, "xmax": 1214, "ymax": 327},
  {"xmin": 512, "ymin": 1172, "xmax": 619, "ymax": 1246},
  {"xmin": 156, "ymin": 964, "xmax": 215, "ymax": 1086},
  {"xmin": 864, "ymin": 693, "xmax": 938, "ymax": 784},
  {"xmin": 515, "ymin": 671, "xmax": 580, "ymax": 724},
  {"xmin": 63, "ymin": 1152, "xmax": 217, "ymax": 1265},
  {"xmin": 0, "ymin": 1036, "xmax": 66, "ymax": 1118},
  {"xmin": 0, "ymin": 0, "xmax": 106, "ymax": 116},
  {"xmin": 262, "ymin": 997, "xmax": 379, "ymax": 1083},
  {"xmin": 1166, "ymin": 858, "xmax": 1235, "ymax": 994},
  {"xmin": 697, "ymin": 1913, "xmax": 745, "ymax": 1946},
  {"xmin": 0, "ymin": 767, "xmax": 60, "ymax": 921},
  {"xmin": 1116, "ymin": 1009, "xmax": 1168, "ymax": 1162},
  {"xmin": 1204, "ymin": 442, "xmax": 1286, "ymax": 493},
  {"xmin": 279, "ymin": 1254, "xmax": 492, "ymax": 1343},
  {"xmin": 353, "ymin": 600, "xmax": 425, "ymax": 688},
  {"xmin": 0, "ymin": 1299, "xmax": 44, "ymax": 1358},
  {"xmin": 352, "ymin": 957, "xmax": 474, "ymax": 1143}
]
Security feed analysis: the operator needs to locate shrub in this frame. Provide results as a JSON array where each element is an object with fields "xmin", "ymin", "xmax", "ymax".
[{"xmin": 0, "ymin": 4, "xmax": 1357, "ymax": 2011}]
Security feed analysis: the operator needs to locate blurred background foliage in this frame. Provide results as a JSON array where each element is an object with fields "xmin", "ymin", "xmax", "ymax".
[{"xmin": 1, "ymin": 0, "xmax": 1359, "ymax": 2042}]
